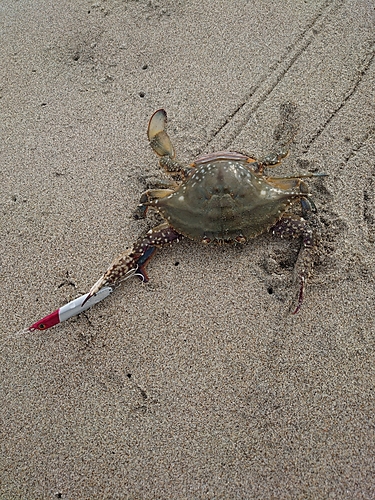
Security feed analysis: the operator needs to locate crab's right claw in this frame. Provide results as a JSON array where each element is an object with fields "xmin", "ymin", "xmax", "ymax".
[
  {"xmin": 82, "ymin": 275, "xmax": 108, "ymax": 306},
  {"xmin": 82, "ymin": 224, "xmax": 181, "ymax": 307},
  {"xmin": 81, "ymin": 249, "xmax": 144, "ymax": 307},
  {"xmin": 148, "ymin": 109, "xmax": 175, "ymax": 159}
]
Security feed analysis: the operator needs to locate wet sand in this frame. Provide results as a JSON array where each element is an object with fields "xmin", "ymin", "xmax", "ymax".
[{"xmin": 1, "ymin": 0, "xmax": 375, "ymax": 498}]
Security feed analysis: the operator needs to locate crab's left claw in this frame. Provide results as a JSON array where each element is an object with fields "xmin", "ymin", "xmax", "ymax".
[
  {"xmin": 291, "ymin": 277, "xmax": 306, "ymax": 315},
  {"xmin": 148, "ymin": 109, "xmax": 175, "ymax": 159},
  {"xmin": 272, "ymin": 214, "xmax": 319, "ymax": 314}
]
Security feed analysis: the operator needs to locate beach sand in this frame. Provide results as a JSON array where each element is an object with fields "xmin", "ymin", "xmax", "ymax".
[{"xmin": 1, "ymin": 0, "xmax": 375, "ymax": 498}]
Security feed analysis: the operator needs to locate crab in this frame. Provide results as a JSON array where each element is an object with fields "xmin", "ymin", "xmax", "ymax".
[{"xmin": 85, "ymin": 109, "xmax": 325, "ymax": 313}]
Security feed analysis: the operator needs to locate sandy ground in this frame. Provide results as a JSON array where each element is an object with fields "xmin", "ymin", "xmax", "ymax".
[{"xmin": 1, "ymin": 0, "xmax": 375, "ymax": 498}]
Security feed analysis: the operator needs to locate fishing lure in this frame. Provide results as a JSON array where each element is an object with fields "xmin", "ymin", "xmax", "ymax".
[{"xmin": 28, "ymin": 287, "xmax": 114, "ymax": 331}]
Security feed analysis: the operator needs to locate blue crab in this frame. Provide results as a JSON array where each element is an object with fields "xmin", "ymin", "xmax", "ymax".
[{"xmin": 86, "ymin": 109, "xmax": 325, "ymax": 313}]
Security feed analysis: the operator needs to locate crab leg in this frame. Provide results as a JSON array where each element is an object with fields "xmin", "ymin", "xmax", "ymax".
[
  {"xmin": 272, "ymin": 215, "xmax": 318, "ymax": 314},
  {"xmin": 148, "ymin": 109, "xmax": 186, "ymax": 175},
  {"xmin": 148, "ymin": 109, "xmax": 175, "ymax": 156},
  {"xmin": 134, "ymin": 188, "xmax": 176, "ymax": 219}
]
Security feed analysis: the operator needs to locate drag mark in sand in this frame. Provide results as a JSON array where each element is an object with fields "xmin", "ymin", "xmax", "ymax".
[
  {"xmin": 359, "ymin": 128, "xmax": 375, "ymax": 243},
  {"xmin": 206, "ymin": 0, "xmax": 345, "ymax": 151},
  {"xmin": 304, "ymin": 43, "xmax": 375, "ymax": 152}
]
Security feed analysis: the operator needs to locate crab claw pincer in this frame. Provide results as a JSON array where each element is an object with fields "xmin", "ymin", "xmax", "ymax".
[{"xmin": 82, "ymin": 223, "xmax": 181, "ymax": 306}]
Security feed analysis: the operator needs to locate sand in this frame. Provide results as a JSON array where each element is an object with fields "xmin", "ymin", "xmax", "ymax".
[{"xmin": 1, "ymin": 0, "xmax": 375, "ymax": 498}]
